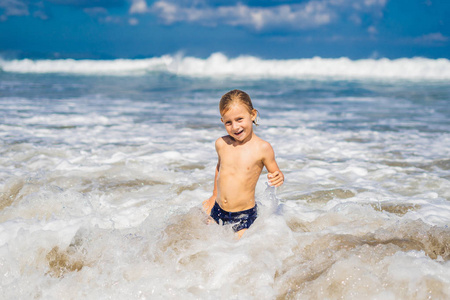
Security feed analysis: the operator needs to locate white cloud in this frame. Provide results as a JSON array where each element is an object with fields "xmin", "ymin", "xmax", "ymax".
[
  {"xmin": 148, "ymin": 0, "xmax": 387, "ymax": 31},
  {"xmin": 128, "ymin": 17, "xmax": 138, "ymax": 25},
  {"xmin": 368, "ymin": 25, "xmax": 377, "ymax": 34},
  {"xmin": 0, "ymin": 0, "xmax": 29, "ymax": 21},
  {"xmin": 84, "ymin": 7, "xmax": 108, "ymax": 16},
  {"xmin": 129, "ymin": 0, "xmax": 148, "ymax": 14},
  {"xmin": 99, "ymin": 15, "xmax": 122, "ymax": 24},
  {"xmin": 151, "ymin": 1, "xmax": 334, "ymax": 30},
  {"xmin": 33, "ymin": 10, "xmax": 48, "ymax": 20},
  {"xmin": 414, "ymin": 32, "xmax": 449, "ymax": 44},
  {"xmin": 363, "ymin": 0, "xmax": 387, "ymax": 7}
]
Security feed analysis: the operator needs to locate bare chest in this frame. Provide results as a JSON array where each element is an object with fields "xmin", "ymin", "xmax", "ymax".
[{"xmin": 219, "ymin": 146, "xmax": 263, "ymax": 173}]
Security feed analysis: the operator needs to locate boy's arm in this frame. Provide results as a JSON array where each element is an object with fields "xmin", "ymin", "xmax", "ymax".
[
  {"xmin": 202, "ymin": 140, "xmax": 221, "ymax": 214},
  {"xmin": 202, "ymin": 160, "xmax": 219, "ymax": 214},
  {"xmin": 262, "ymin": 142, "xmax": 284, "ymax": 187}
]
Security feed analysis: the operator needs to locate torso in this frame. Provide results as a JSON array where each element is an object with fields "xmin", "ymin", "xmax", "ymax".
[{"xmin": 216, "ymin": 134, "xmax": 265, "ymax": 212}]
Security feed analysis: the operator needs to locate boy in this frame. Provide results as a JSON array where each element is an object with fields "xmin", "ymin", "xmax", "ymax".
[{"xmin": 203, "ymin": 90, "xmax": 284, "ymax": 238}]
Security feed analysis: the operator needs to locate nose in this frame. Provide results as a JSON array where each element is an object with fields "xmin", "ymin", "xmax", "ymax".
[{"xmin": 231, "ymin": 122, "xmax": 239, "ymax": 130}]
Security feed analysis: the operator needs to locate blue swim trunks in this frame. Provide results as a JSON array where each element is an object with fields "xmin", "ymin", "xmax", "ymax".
[{"xmin": 210, "ymin": 202, "xmax": 258, "ymax": 232}]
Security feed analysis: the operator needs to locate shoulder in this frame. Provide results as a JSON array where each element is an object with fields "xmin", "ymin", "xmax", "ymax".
[
  {"xmin": 215, "ymin": 135, "xmax": 232, "ymax": 149},
  {"xmin": 255, "ymin": 136, "xmax": 274, "ymax": 152},
  {"xmin": 254, "ymin": 137, "xmax": 275, "ymax": 160}
]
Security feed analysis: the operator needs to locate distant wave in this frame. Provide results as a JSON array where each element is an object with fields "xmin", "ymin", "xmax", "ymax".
[{"xmin": 1, "ymin": 53, "xmax": 450, "ymax": 80}]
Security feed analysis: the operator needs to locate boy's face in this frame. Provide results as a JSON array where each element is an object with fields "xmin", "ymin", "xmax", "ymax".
[{"xmin": 221, "ymin": 103, "xmax": 256, "ymax": 143}]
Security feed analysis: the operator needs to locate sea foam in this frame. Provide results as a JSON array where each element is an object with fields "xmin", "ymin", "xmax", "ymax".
[{"xmin": 1, "ymin": 53, "xmax": 450, "ymax": 80}]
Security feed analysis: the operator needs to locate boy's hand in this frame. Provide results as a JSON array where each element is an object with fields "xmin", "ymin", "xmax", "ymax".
[
  {"xmin": 268, "ymin": 171, "xmax": 284, "ymax": 187},
  {"xmin": 202, "ymin": 196, "xmax": 215, "ymax": 214}
]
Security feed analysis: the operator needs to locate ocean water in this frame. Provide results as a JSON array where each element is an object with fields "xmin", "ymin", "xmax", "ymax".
[{"xmin": 1, "ymin": 54, "xmax": 450, "ymax": 299}]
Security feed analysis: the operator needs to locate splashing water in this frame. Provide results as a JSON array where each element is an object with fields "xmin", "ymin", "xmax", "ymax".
[{"xmin": 1, "ymin": 60, "xmax": 450, "ymax": 299}]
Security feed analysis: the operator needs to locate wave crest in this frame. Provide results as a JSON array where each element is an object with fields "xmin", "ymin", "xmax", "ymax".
[{"xmin": 1, "ymin": 53, "xmax": 449, "ymax": 80}]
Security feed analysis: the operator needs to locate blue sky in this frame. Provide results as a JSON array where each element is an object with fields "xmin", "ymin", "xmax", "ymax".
[{"xmin": 0, "ymin": 0, "xmax": 449, "ymax": 59}]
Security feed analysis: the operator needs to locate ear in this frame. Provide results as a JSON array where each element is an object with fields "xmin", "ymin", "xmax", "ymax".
[
  {"xmin": 220, "ymin": 117, "xmax": 224, "ymax": 123},
  {"xmin": 251, "ymin": 109, "xmax": 257, "ymax": 121}
]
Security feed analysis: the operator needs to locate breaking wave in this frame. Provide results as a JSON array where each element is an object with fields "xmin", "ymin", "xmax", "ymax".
[{"xmin": 1, "ymin": 53, "xmax": 450, "ymax": 80}]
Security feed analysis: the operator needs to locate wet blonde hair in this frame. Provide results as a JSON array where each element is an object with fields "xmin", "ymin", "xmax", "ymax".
[{"xmin": 219, "ymin": 89, "xmax": 259, "ymax": 125}]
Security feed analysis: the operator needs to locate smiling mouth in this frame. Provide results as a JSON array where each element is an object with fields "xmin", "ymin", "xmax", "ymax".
[{"xmin": 235, "ymin": 129, "xmax": 244, "ymax": 136}]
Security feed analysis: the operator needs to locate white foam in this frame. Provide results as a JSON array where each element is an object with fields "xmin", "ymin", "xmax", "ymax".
[
  {"xmin": 0, "ymin": 56, "xmax": 171, "ymax": 76},
  {"xmin": 1, "ymin": 53, "xmax": 450, "ymax": 80}
]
